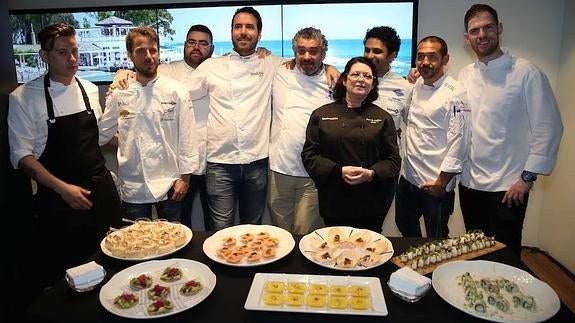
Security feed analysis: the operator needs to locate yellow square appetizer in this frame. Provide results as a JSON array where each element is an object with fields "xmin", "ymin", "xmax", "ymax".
[
  {"xmin": 329, "ymin": 285, "xmax": 348, "ymax": 296},
  {"xmin": 308, "ymin": 283, "xmax": 327, "ymax": 295},
  {"xmin": 306, "ymin": 294, "xmax": 326, "ymax": 308},
  {"xmin": 328, "ymin": 295, "xmax": 348, "ymax": 309},
  {"xmin": 263, "ymin": 292, "xmax": 283, "ymax": 306},
  {"xmin": 350, "ymin": 285, "xmax": 370, "ymax": 297},
  {"xmin": 265, "ymin": 281, "xmax": 285, "ymax": 293},
  {"xmin": 350, "ymin": 296, "xmax": 370, "ymax": 310},
  {"xmin": 284, "ymin": 293, "xmax": 304, "ymax": 307},
  {"xmin": 287, "ymin": 282, "xmax": 306, "ymax": 294}
]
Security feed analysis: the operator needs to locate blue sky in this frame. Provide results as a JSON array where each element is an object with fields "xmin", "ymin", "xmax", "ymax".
[
  {"xmin": 168, "ymin": 3, "xmax": 414, "ymax": 42},
  {"xmin": 77, "ymin": 2, "xmax": 414, "ymax": 43}
]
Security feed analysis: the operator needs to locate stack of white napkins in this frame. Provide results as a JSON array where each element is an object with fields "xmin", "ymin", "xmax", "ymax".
[
  {"xmin": 66, "ymin": 261, "xmax": 105, "ymax": 289},
  {"xmin": 388, "ymin": 267, "xmax": 431, "ymax": 297}
]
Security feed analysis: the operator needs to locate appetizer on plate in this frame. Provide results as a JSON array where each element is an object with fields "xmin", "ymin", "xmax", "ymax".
[
  {"xmin": 179, "ymin": 279, "xmax": 203, "ymax": 296},
  {"xmin": 129, "ymin": 274, "xmax": 152, "ymax": 290},
  {"xmin": 160, "ymin": 267, "xmax": 183, "ymax": 282},
  {"xmin": 113, "ymin": 292, "xmax": 139, "ymax": 309},
  {"xmin": 147, "ymin": 284, "xmax": 170, "ymax": 300},
  {"xmin": 147, "ymin": 299, "xmax": 174, "ymax": 315}
]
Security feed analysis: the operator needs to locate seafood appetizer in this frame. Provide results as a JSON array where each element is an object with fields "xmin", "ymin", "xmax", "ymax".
[
  {"xmin": 160, "ymin": 267, "xmax": 183, "ymax": 282},
  {"xmin": 303, "ymin": 227, "xmax": 393, "ymax": 270},
  {"xmin": 129, "ymin": 274, "xmax": 153, "ymax": 290},
  {"xmin": 216, "ymin": 230, "xmax": 281, "ymax": 264},
  {"xmin": 103, "ymin": 218, "xmax": 190, "ymax": 259},
  {"xmin": 179, "ymin": 279, "xmax": 203, "ymax": 296}
]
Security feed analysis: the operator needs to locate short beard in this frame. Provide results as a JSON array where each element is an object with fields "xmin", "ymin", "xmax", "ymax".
[{"xmin": 134, "ymin": 64, "xmax": 157, "ymax": 79}]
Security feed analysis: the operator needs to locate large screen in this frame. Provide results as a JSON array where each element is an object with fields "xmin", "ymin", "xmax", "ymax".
[{"xmin": 10, "ymin": 1, "xmax": 416, "ymax": 83}]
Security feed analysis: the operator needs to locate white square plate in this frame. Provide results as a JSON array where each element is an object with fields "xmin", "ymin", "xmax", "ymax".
[{"xmin": 244, "ymin": 273, "xmax": 388, "ymax": 316}]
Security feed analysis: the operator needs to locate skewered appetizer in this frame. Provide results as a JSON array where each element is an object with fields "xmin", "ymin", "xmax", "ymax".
[{"xmin": 398, "ymin": 230, "xmax": 497, "ymax": 270}]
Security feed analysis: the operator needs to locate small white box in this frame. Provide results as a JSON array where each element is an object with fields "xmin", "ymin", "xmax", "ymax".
[
  {"xmin": 65, "ymin": 261, "xmax": 105, "ymax": 290},
  {"xmin": 388, "ymin": 267, "xmax": 431, "ymax": 297}
]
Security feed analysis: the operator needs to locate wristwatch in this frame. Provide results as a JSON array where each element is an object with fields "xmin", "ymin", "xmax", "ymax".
[{"xmin": 521, "ymin": 170, "xmax": 538, "ymax": 183}]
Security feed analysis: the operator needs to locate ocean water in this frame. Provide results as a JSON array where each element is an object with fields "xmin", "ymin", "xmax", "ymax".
[
  {"xmin": 164, "ymin": 39, "xmax": 413, "ymax": 77},
  {"xmin": 47, "ymin": 38, "xmax": 411, "ymax": 83}
]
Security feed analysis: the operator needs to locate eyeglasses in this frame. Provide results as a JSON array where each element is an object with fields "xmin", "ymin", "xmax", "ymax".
[
  {"xmin": 347, "ymin": 72, "xmax": 374, "ymax": 81},
  {"xmin": 185, "ymin": 39, "xmax": 212, "ymax": 48}
]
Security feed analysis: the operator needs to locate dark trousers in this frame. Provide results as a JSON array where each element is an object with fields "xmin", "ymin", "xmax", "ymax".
[
  {"xmin": 395, "ymin": 176, "xmax": 454, "ymax": 238},
  {"xmin": 459, "ymin": 184, "xmax": 527, "ymax": 255}
]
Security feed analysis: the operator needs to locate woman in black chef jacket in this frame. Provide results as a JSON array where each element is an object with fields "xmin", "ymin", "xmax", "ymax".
[
  {"xmin": 301, "ymin": 56, "xmax": 400, "ymax": 233},
  {"xmin": 7, "ymin": 23, "xmax": 123, "ymax": 292}
]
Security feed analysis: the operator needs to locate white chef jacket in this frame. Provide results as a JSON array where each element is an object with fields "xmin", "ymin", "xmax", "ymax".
[
  {"xmin": 158, "ymin": 60, "xmax": 209, "ymax": 174},
  {"xmin": 188, "ymin": 51, "xmax": 284, "ymax": 164},
  {"xmin": 373, "ymin": 70, "xmax": 413, "ymax": 131},
  {"xmin": 458, "ymin": 51, "xmax": 563, "ymax": 191},
  {"xmin": 270, "ymin": 66, "xmax": 333, "ymax": 177},
  {"xmin": 99, "ymin": 75, "xmax": 197, "ymax": 203},
  {"xmin": 402, "ymin": 74, "xmax": 469, "ymax": 192},
  {"xmin": 8, "ymin": 75, "xmax": 102, "ymax": 169}
]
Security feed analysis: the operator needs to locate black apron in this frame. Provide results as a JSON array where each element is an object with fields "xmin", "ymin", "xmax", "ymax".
[{"xmin": 34, "ymin": 75, "xmax": 123, "ymax": 287}]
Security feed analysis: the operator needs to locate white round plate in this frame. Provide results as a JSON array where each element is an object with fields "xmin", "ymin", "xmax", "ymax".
[
  {"xmin": 100, "ymin": 225, "xmax": 193, "ymax": 261},
  {"xmin": 202, "ymin": 224, "xmax": 295, "ymax": 267},
  {"xmin": 432, "ymin": 260, "xmax": 560, "ymax": 323},
  {"xmin": 298, "ymin": 226, "xmax": 394, "ymax": 271},
  {"xmin": 99, "ymin": 258, "xmax": 216, "ymax": 319}
]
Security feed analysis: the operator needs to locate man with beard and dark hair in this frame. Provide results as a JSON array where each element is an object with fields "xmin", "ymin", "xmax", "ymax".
[
  {"xmin": 458, "ymin": 4, "xmax": 563, "ymax": 254},
  {"xmin": 159, "ymin": 24, "xmax": 214, "ymax": 230},
  {"xmin": 187, "ymin": 7, "xmax": 285, "ymax": 230},
  {"xmin": 99, "ymin": 26, "xmax": 198, "ymax": 222},
  {"xmin": 395, "ymin": 36, "xmax": 468, "ymax": 238}
]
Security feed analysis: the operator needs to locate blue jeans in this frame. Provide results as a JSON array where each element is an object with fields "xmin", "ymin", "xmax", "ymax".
[
  {"xmin": 122, "ymin": 188, "xmax": 183, "ymax": 222},
  {"xmin": 206, "ymin": 158, "xmax": 268, "ymax": 231},
  {"xmin": 181, "ymin": 174, "xmax": 210, "ymax": 229},
  {"xmin": 395, "ymin": 176, "xmax": 454, "ymax": 238}
]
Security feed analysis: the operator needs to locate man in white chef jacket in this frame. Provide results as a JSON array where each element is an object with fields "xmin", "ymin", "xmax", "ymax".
[
  {"xmin": 268, "ymin": 27, "xmax": 332, "ymax": 235},
  {"xmin": 186, "ymin": 7, "xmax": 285, "ymax": 230},
  {"xmin": 363, "ymin": 26, "xmax": 413, "ymax": 232},
  {"xmin": 99, "ymin": 26, "xmax": 197, "ymax": 222},
  {"xmin": 395, "ymin": 36, "xmax": 468, "ymax": 238},
  {"xmin": 458, "ymin": 4, "xmax": 563, "ymax": 254},
  {"xmin": 158, "ymin": 24, "xmax": 213, "ymax": 229}
]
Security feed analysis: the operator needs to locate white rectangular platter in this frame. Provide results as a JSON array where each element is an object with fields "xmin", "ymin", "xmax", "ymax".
[{"xmin": 244, "ymin": 273, "xmax": 387, "ymax": 316}]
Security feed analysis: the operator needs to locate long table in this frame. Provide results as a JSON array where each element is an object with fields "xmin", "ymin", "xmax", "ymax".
[{"xmin": 26, "ymin": 231, "xmax": 574, "ymax": 322}]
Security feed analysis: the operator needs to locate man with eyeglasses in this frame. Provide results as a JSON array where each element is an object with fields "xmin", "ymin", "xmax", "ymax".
[
  {"xmin": 160, "ymin": 24, "xmax": 214, "ymax": 230},
  {"xmin": 268, "ymin": 27, "xmax": 332, "ymax": 235},
  {"xmin": 395, "ymin": 36, "xmax": 468, "ymax": 238},
  {"xmin": 363, "ymin": 26, "xmax": 413, "ymax": 232}
]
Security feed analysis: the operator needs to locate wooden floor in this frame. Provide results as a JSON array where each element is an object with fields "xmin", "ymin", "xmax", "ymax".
[{"xmin": 521, "ymin": 247, "xmax": 575, "ymax": 313}]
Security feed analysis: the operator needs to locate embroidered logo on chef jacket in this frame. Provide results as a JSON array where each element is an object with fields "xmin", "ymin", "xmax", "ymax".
[
  {"xmin": 365, "ymin": 118, "xmax": 383, "ymax": 124},
  {"xmin": 119, "ymin": 109, "xmax": 135, "ymax": 120},
  {"xmin": 160, "ymin": 106, "xmax": 175, "ymax": 121},
  {"xmin": 250, "ymin": 72, "xmax": 264, "ymax": 77}
]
